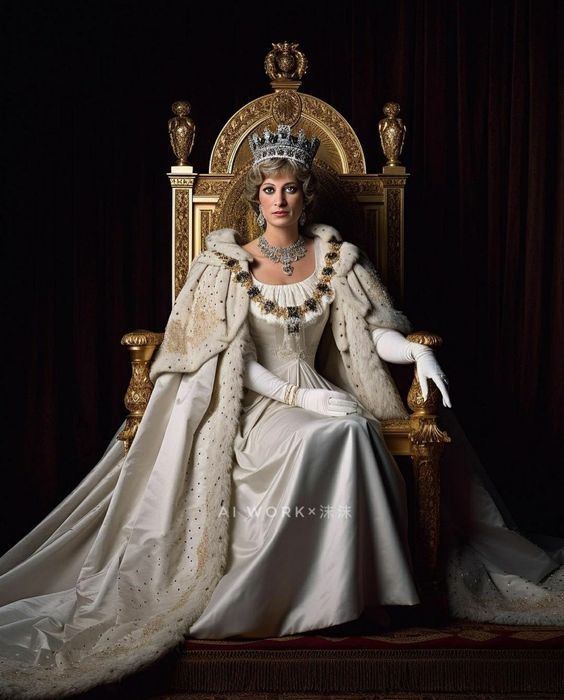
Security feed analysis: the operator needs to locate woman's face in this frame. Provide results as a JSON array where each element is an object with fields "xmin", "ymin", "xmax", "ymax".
[{"xmin": 258, "ymin": 172, "xmax": 304, "ymax": 233}]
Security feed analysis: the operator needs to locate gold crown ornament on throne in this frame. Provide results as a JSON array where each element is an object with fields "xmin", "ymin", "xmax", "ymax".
[{"xmin": 248, "ymin": 124, "xmax": 320, "ymax": 168}]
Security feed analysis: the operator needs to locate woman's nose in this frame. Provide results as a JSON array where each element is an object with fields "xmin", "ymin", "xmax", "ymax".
[{"xmin": 276, "ymin": 191, "xmax": 287, "ymax": 205}]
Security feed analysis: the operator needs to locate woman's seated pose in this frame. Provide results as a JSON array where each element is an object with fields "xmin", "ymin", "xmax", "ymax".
[{"xmin": 0, "ymin": 125, "xmax": 561, "ymax": 699}]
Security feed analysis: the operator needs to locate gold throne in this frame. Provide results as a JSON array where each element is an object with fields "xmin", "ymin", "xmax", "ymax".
[{"xmin": 119, "ymin": 43, "xmax": 450, "ymax": 615}]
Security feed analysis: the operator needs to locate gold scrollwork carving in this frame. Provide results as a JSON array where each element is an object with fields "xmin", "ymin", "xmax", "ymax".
[
  {"xmin": 381, "ymin": 177, "xmax": 408, "ymax": 187},
  {"xmin": 117, "ymin": 330, "xmax": 164, "ymax": 452},
  {"xmin": 387, "ymin": 188, "xmax": 401, "ymax": 286},
  {"xmin": 271, "ymin": 90, "xmax": 302, "ymax": 126},
  {"xmin": 194, "ymin": 178, "xmax": 232, "ymax": 196},
  {"xmin": 121, "ymin": 331, "xmax": 164, "ymax": 347},
  {"xmin": 175, "ymin": 190, "xmax": 190, "ymax": 297},
  {"xmin": 381, "ymin": 418, "xmax": 411, "ymax": 431},
  {"xmin": 411, "ymin": 415, "xmax": 451, "ymax": 447},
  {"xmin": 407, "ymin": 331, "xmax": 443, "ymax": 349},
  {"xmin": 210, "ymin": 99, "xmax": 271, "ymax": 173},
  {"xmin": 200, "ymin": 210, "xmax": 213, "ymax": 238},
  {"xmin": 341, "ymin": 178, "xmax": 384, "ymax": 195},
  {"xmin": 209, "ymin": 91, "xmax": 369, "ymax": 179},
  {"xmin": 411, "ymin": 446, "xmax": 443, "ymax": 577},
  {"xmin": 211, "ymin": 166, "xmax": 257, "ymax": 240},
  {"xmin": 408, "ymin": 372, "xmax": 442, "ymax": 417}
]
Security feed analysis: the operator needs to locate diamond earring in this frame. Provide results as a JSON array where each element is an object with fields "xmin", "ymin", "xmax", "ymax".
[
  {"xmin": 257, "ymin": 206, "xmax": 266, "ymax": 228},
  {"xmin": 299, "ymin": 209, "xmax": 307, "ymax": 226}
]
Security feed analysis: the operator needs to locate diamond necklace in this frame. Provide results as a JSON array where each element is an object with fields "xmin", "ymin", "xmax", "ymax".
[{"xmin": 257, "ymin": 234, "xmax": 307, "ymax": 276}]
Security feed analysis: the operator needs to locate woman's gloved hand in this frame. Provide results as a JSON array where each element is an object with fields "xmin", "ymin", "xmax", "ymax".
[
  {"xmin": 295, "ymin": 388, "xmax": 359, "ymax": 416},
  {"xmin": 371, "ymin": 328, "xmax": 452, "ymax": 408},
  {"xmin": 406, "ymin": 343, "xmax": 451, "ymax": 408},
  {"xmin": 243, "ymin": 358, "xmax": 359, "ymax": 416}
]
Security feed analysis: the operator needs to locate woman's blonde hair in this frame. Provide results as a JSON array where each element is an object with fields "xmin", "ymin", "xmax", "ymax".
[{"xmin": 243, "ymin": 158, "xmax": 318, "ymax": 216}]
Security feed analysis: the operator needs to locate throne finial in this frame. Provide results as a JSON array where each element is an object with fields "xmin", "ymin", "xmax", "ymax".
[
  {"xmin": 168, "ymin": 101, "xmax": 195, "ymax": 167},
  {"xmin": 264, "ymin": 41, "xmax": 308, "ymax": 90},
  {"xmin": 378, "ymin": 102, "xmax": 406, "ymax": 174}
]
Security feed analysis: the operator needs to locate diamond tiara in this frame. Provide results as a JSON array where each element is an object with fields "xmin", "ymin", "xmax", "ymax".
[{"xmin": 248, "ymin": 124, "xmax": 320, "ymax": 169}]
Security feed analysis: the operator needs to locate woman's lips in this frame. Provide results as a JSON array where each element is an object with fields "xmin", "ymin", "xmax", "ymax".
[{"xmin": 273, "ymin": 212, "xmax": 288, "ymax": 216}]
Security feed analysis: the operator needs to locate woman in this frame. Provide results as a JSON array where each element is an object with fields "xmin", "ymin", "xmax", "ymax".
[
  {"xmin": 186, "ymin": 128, "xmax": 451, "ymax": 639},
  {"xmin": 0, "ymin": 124, "xmax": 561, "ymax": 699}
]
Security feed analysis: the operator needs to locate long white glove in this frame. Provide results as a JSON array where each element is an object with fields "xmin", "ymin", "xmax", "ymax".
[
  {"xmin": 371, "ymin": 328, "xmax": 452, "ymax": 408},
  {"xmin": 243, "ymin": 358, "xmax": 289, "ymax": 403},
  {"xmin": 243, "ymin": 358, "xmax": 358, "ymax": 416}
]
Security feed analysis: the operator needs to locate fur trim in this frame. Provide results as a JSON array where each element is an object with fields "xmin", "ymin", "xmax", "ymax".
[
  {"xmin": 342, "ymin": 263, "xmax": 411, "ymax": 333},
  {"xmin": 150, "ymin": 260, "xmax": 250, "ymax": 381},
  {"xmin": 205, "ymin": 228, "xmax": 254, "ymax": 261},
  {"xmin": 328, "ymin": 283, "xmax": 409, "ymax": 420},
  {"xmin": 447, "ymin": 547, "xmax": 564, "ymax": 625},
  {"xmin": 305, "ymin": 222, "xmax": 343, "ymax": 242}
]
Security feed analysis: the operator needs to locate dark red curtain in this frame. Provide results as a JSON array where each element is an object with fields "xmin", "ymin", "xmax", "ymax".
[{"xmin": 3, "ymin": 0, "xmax": 562, "ymax": 552}]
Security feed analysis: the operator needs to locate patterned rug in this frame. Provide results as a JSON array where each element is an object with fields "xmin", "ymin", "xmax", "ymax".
[
  {"xmin": 183, "ymin": 621, "xmax": 564, "ymax": 651},
  {"xmin": 172, "ymin": 622, "xmax": 564, "ymax": 699}
]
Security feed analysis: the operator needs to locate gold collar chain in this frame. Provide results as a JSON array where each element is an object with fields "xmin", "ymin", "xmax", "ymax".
[{"xmin": 212, "ymin": 240, "xmax": 342, "ymax": 333}]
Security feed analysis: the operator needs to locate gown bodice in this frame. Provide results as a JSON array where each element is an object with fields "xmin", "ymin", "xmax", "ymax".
[{"xmin": 247, "ymin": 235, "xmax": 332, "ymax": 373}]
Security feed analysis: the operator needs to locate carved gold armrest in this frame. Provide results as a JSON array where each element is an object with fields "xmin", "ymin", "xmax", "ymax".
[
  {"xmin": 406, "ymin": 330, "xmax": 452, "ymax": 459},
  {"xmin": 117, "ymin": 330, "xmax": 164, "ymax": 453},
  {"xmin": 406, "ymin": 331, "xmax": 448, "ymax": 418}
]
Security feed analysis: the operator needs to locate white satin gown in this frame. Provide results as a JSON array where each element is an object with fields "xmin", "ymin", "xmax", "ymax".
[{"xmin": 187, "ymin": 239, "xmax": 419, "ymax": 639}]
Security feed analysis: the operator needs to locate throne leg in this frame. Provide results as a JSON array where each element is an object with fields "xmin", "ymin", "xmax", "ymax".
[{"xmin": 410, "ymin": 437, "xmax": 449, "ymax": 624}]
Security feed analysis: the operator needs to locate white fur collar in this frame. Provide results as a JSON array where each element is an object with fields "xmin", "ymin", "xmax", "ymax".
[{"xmin": 204, "ymin": 224, "xmax": 359, "ymax": 275}]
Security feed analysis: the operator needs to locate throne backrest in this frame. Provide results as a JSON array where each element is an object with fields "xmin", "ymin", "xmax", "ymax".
[{"xmin": 167, "ymin": 44, "xmax": 408, "ymax": 305}]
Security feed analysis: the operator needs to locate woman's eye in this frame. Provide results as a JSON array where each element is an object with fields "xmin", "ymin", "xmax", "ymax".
[
  {"xmin": 285, "ymin": 186, "xmax": 298, "ymax": 193},
  {"xmin": 262, "ymin": 187, "xmax": 274, "ymax": 194}
]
